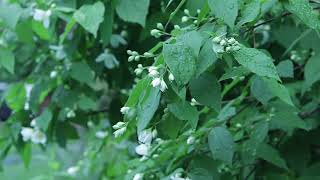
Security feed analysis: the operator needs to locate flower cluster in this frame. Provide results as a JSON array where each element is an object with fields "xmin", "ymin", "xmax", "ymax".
[
  {"xmin": 148, "ymin": 66, "xmax": 171, "ymax": 92},
  {"xmin": 212, "ymin": 36, "xmax": 241, "ymax": 53},
  {"xmin": 135, "ymin": 128, "xmax": 157, "ymax": 158},
  {"xmin": 127, "ymin": 50, "xmax": 154, "ymax": 62},
  {"xmin": 20, "ymin": 119, "xmax": 47, "ymax": 145},
  {"xmin": 112, "ymin": 121, "xmax": 127, "ymax": 138},
  {"xmin": 181, "ymin": 9, "xmax": 201, "ymax": 24}
]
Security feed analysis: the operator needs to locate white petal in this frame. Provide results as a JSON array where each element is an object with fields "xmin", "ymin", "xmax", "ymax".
[
  {"xmin": 135, "ymin": 144, "xmax": 150, "ymax": 156},
  {"xmin": 138, "ymin": 129, "xmax": 153, "ymax": 144}
]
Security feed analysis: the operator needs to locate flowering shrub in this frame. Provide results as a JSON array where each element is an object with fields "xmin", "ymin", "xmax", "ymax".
[{"xmin": 1, "ymin": 0, "xmax": 320, "ymax": 179}]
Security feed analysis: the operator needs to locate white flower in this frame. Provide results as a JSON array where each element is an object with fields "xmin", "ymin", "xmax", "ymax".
[
  {"xmin": 95, "ymin": 131, "xmax": 108, "ymax": 139},
  {"xmin": 33, "ymin": 9, "xmax": 52, "ymax": 28},
  {"xmin": 66, "ymin": 110, "xmax": 76, "ymax": 118},
  {"xmin": 190, "ymin": 98, "xmax": 199, "ymax": 106},
  {"xmin": 220, "ymin": 39, "xmax": 227, "ymax": 46},
  {"xmin": 31, "ymin": 129, "xmax": 47, "ymax": 144},
  {"xmin": 148, "ymin": 70, "xmax": 159, "ymax": 77},
  {"xmin": 114, "ymin": 127, "xmax": 127, "ymax": 138},
  {"xmin": 160, "ymin": 80, "xmax": 167, "ymax": 92},
  {"xmin": 112, "ymin": 121, "xmax": 126, "ymax": 130},
  {"xmin": 169, "ymin": 73, "xmax": 175, "ymax": 81},
  {"xmin": 30, "ymin": 119, "xmax": 37, "ymax": 127},
  {"xmin": 134, "ymin": 68, "xmax": 143, "ymax": 75},
  {"xmin": 67, "ymin": 166, "xmax": 79, "ymax": 176},
  {"xmin": 187, "ymin": 136, "xmax": 195, "ymax": 145},
  {"xmin": 133, "ymin": 173, "xmax": 144, "ymax": 180},
  {"xmin": 181, "ymin": 16, "xmax": 189, "ymax": 23},
  {"xmin": 21, "ymin": 127, "xmax": 34, "ymax": 142},
  {"xmin": 138, "ymin": 129, "xmax": 153, "ymax": 144},
  {"xmin": 135, "ymin": 144, "xmax": 150, "ymax": 156},
  {"xmin": 120, "ymin": 106, "xmax": 130, "ymax": 115},
  {"xmin": 50, "ymin": 71, "xmax": 57, "ymax": 78},
  {"xmin": 212, "ymin": 36, "xmax": 221, "ymax": 43},
  {"xmin": 228, "ymin": 37, "xmax": 236, "ymax": 44},
  {"xmin": 152, "ymin": 129, "xmax": 158, "ymax": 138},
  {"xmin": 151, "ymin": 78, "xmax": 161, "ymax": 87},
  {"xmin": 25, "ymin": 84, "xmax": 33, "ymax": 99}
]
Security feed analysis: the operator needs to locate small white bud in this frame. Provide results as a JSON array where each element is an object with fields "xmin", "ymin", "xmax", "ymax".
[
  {"xmin": 30, "ymin": 119, "xmax": 37, "ymax": 127},
  {"xmin": 143, "ymin": 52, "xmax": 153, "ymax": 57},
  {"xmin": 151, "ymin": 29, "xmax": 161, "ymax": 37},
  {"xmin": 193, "ymin": 20, "xmax": 198, "ymax": 24},
  {"xmin": 138, "ymin": 64, "xmax": 143, "ymax": 68},
  {"xmin": 112, "ymin": 121, "xmax": 126, "ymax": 129},
  {"xmin": 132, "ymin": 51, "xmax": 139, "ymax": 56},
  {"xmin": 127, "ymin": 50, "xmax": 133, "ymax": 55},
  {"xmin": 160, "ymin": 80, "xmax": 168, "ymax": 92},
  {"xmin": 157, "ymin": 23, "xmax": 164, "ymax": 30},
  {"xmin": 174, "ymin": 25, "xmax": 180, "ymax": 29},
  {"xmin": 50, "ymin": 71, "xmax": 57, "ymax": 78},
  {"xmin": 190, "ymin": 98, "xmax": 199, "ymax": 106},
  {"xmin": 120, "ymin": 106, "xmax": 130, "ymax": 115},
  {"xmin": 181, "ymin": 16, "xmax": 189, "ymax": 23},
  {"xmin": 152, "ymin": 129, "xmax": 158, "ymax": 138},
  {"xmin": 67, "ymin": 166, "xmax": 79, "ymax": 176},
  {"xmin": 128, "ymin": 56, "xmax": 135, "ymax": 62},
  {"xmin": 133, "ymin": 173, "xmax": 144, "ymax": 180},
  {"xmin": 212, "ymin": 36, "xmax": 222, "ymax": 43},
  {"xmin": 197, "ymin": 9, "xmax": 201, "ymax": 14},
  {"xmin": 228, "ymin": 37, "xmax": 236, "ymax": 44},
  {"xmin": 220, "ymin": 39, "xmax": 227, "ymax": 46},
  {"xmin": 168, "ymin": 73, "xmax": 175, "ymax": 81},
  {"xmin": 66, "ymin": 110, "xmax": 76, "ymax": 118},
  {"xmin": 134, "ymin": 68, "xmax": 143, "ymax": 75},
  {"xmin": 134, "ymin": 56, "xmax": 140, "ymax": 61},
  {"xmin": 148, "ymin": 70, "xmax": 159, "ymax": 78},
  {"xmin": 184, "ymin": 9, "xmax": 190, "ymax": 15},
  {"xmin": 113, "ymin": 127, "xmax": 127, "ymax": 137},
  {"xmin": 187, "ymin": 136, "xmax": 196, "ymax": 145}
]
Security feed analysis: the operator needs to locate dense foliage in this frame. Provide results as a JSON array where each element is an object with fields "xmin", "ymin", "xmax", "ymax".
[{"xmin": 1, "ymin": 0, "xmax": 320, "ymax": 179}]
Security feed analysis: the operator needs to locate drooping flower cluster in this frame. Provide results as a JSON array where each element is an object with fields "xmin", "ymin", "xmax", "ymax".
[
  {"xmin": 212, "ymin": 36, "xmax": 241, "ymax": 53},
  {"xmin": 148, "ymin": 66, "xmax": 169, "ymax": 92},
  {"xmin": 20, "ymin": 119, "xmax": 47, "ymax": 145},
  {"xmin": 135, "ymin": 128, "xmax": 158, "ymax": 161},
  {"xmin": 112, "ymin": 121, "xmax": 127, "ymax": 138}
]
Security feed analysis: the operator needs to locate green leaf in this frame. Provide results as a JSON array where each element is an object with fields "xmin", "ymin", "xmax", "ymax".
[
  {"xmin": 78, "ymin": 96, "xmax": 96, "ymax": 111},
  {"xmin": 163, "ymin": 42, "xmax": 197, "ymax": 85},
  {"xmin": 304, "ymin": 53, "xmax": 320, "ymax": 88},
  {"xmin": 263, "ymin": 78, "xmax": 294, "ymax": 106},
  {"xmin": 189, "ymin": 73, "xmax": 221, "ymax": 112},
  {"xmin": 125, "ymin": 78, "xmax": 150, "ymax": 107},
  {"xmin": 70, "ymin": 62, "xmax": 95, "ymax": 85},
  {"xmin": 100, "ymin": 2, "xmax": 114, "ymax": 46},
  {"xmin": 250, "ymin": 75, "xmax": 274, "ymax": 105},
  {"xmin": 276, "ymin": 60, "xmax": 294, "ymax": 78},
  {"xmin": 35, "ymin": 109, "xmax": 53, "ymax": 131},
  {"xmin": 115, "ymin": 0, "xmax": 150, "ymax": 26},
  {"xmin": 73, "ymin": 1, "xmax": 105, "ymax": 37},
  {"xmin": 0, "ymin": 2, "xmax": 23, "ymax": 29},
  {"xmin": 136, "ymin": 85, "xmax": 161, "ymax": 132},
  {"xmin": 158, "ymin": 112, "xmax": 184, "ymax": 139},
  {"xmin": 219, "ymin": 66, "xmax": 250, "ymax": 81},
  {"xmin": 168, "ymin": 101, "xmax": 199, "ymax": 129},
  {"xmin": 208, "ymin": 0, "xmax": 238, "ymax": 27},
  {"xmin": 176, "ymin": 31, "xmax": 204, "ymax": 55},
  {"xmin": 32, "ymin": 20, "xmax": 51, "ymax": 40},
  {"xmin": 237, "ymin": 0, "xmax": 260, "ymax": 26},
  {"xmin": 233, "ymin": 47, "xmax": 280, "ymax": 80},
  {"xmin": 0, "ymin": 47, "xmax": 15, "ymax": 74},
  {"xmin": 257, "ymin": 143, "xmax": 288, "ymax": 170},
  {"xmin": 208, "ymin": 126, "xmax": 235, "ymax": 164},
  {"xmin": 5, "ymin": 83, "xmax": 26, "ymax": 111},
  {"xmin": 284, "ymin": 0, "xmax": 320, "ymax": 31},
  {"xmin": 196, "ymin": 39, "xmax": 218, "ymax": 77}
]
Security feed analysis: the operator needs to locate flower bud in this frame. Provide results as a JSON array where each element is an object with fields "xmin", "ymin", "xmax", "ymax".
[
  {"xmin": 120, "ymin": 107, "xmax": 130, "ymax": 115},
  {"xmin": 112, "ymin": 121, "xmax": 126, "ymax": 129},
  {"xmin": 184, "ymin": 9, "xmax": 190, "ymax": 15},
  {"xmin": 168, "ymin": 73, "xmax": 175, "ymax": 81},
  {"xmin": 181, "ymin": 16, "xmax": 189, "ymax": 23},
  {"xmin": 128, "ymin": 56, "xmax": 135, "ymax": 62},
  {"xmin": 157, "ymin": 23, "xmax": 164, "ymax": 30},
  {"xmin": 187, "ymin": 136, "xmax": 196, "ymax": 145},
  {"xmin": 114, "ymin": 127, "xmax": 127, "ymax": 137}
]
